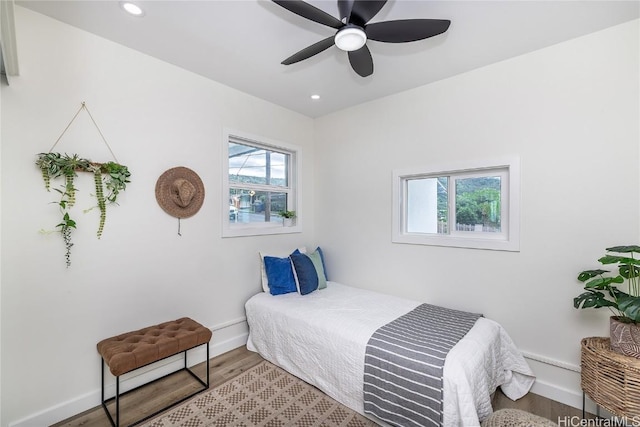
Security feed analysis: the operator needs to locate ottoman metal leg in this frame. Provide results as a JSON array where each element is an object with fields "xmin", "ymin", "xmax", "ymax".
[{"xmin": 100, "ymin": 342, "xmax": 209, "ymax": 427}]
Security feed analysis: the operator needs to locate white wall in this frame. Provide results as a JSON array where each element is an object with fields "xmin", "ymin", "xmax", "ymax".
[
  {"xmin": 2, "ymin": 5, "xmax": 638, "ymax": 426},
  {"xmin": 0, "ymin": 7, "xmax": 314, "ymax": 426},
  {"xmin": 314, "ymin": 20, "xmax": 639, "ymax": 410}
]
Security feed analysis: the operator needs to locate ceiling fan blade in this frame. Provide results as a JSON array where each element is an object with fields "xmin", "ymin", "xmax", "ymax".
[
  {"xmin": 337, "ymin": 0, "xmax": 354, "ymax": 22},
  {"xmin": 366, "ymin": 19, "xmax": 451, "ymax": 42},
  {"xmin": 282, "ymin": 36, "xmax": 336, "ymax": 65},
  {"xmin": 272, "ymin": 0, "xmax": 343, "ymax": 29},
  {"xmin": 349, "ymin": 0, "xmax": 387, "ymax": 26},
  {"xmin": 348, "ymin": 45, "xmax": 373, "ymax": 77}
]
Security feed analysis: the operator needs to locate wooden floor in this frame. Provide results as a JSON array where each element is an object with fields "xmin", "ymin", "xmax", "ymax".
[
  {"xmin": 54, "ymin": 346, "xmax": 583, "ymax": 426},
  {"xmin": 52, "ymin": 346, "xmax": 263, "ymax": 427},
  {"xmin": 491, "ymin": 387, "xmax": 589, "ymax": 423}
]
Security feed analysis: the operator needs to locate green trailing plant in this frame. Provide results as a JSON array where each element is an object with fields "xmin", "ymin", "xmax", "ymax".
[
  {"xmin": 86, "ymin": 161, "xmax": 130, "ymax": 238},
  {"xmin": 58, "ymin": 212, "xmax": 76, "ymax": 268},
  {"xmin": 90, "ymin": 165, "xmax": 106, "ymax": 238},
  {"xmin": 102, "ymin": 161, "xmax": 131, "ymax": 203},
  {"xmin": 36, "ymin": 152, "xmax": 131, "ymax": 266},
  {"xmin": 65, "ymin": 155, "xmax": 88, "ymax": 206},
  {"xmin": 575, "ymin": 245, "xmax": 640, "ymax": 323},
  {"xmin": 36, "ymin": 152, "xmax": 59, "ymax": 191}
]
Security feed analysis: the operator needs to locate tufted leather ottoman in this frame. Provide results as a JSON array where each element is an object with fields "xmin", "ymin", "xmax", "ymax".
[{"xmin": 97, "ymin": 317, "xmax": 212, "ymax": 427}]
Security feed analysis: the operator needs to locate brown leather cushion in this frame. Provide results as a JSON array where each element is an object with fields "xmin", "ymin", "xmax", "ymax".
[{"xmin": 97, "ymin": 317, "xmax": 212, "ymax": 376}]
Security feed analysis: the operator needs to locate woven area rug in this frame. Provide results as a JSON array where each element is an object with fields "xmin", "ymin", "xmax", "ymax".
[{"xmin": 141, "ymin": 360, "xmax": 377, "ymax": 427}]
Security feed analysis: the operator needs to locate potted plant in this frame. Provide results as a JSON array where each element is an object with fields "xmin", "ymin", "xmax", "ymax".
[
  {"xmin": 278, "ymin": 210, "xmax": 296, "ymax": 227},
  {"xmin": 575, "ymin": 245, "xmax": 640, "ymax": 358}
]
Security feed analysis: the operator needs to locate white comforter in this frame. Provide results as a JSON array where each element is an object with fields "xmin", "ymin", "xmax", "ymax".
[{"xmin": 245, "ymin": 282, "xmax": 535, "ymax": 426}]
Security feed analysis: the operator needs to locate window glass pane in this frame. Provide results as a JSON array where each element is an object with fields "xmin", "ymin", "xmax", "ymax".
[
  {"xmin": 454, "ymin": 176, "xmax": 501, "ymax": 232},
  {"xmin": 393, "ymin": 160, "xmax": 518, "ymax": 251},
  {"xmin": 407, "ymin": 177, "xmax": 448, "ymax": 234},
  {"xmin": 229, "ymin": 188, "xmax": 288, "ymax": 224},
  {"xmin": 228, "ymin": 142, "xmax": 288, "ymax": 187}
]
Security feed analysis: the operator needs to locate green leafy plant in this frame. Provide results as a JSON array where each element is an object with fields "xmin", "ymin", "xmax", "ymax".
[
  {"xmin": 36, "ymin": 153, "xmax": 131, "ymax": 266},
  {"xmin": 86, "ymin": 161, "xmax": 131, "ymax": 238},
  {"xmin": 575, "ymin": 245, "xmax": 640, "ymax": 323},
  {"xmin": 89, "ymin": 165, "xmax": 106, "ymax": 238},
  {"xmin": 102, "ymin": 161, "xmax": 130, "ymax": 203},
  {"xmin": 57, "ymin": 212, "xmax": 76, "ymax": 268},
  {"xmin": 278, "ymin": 210, "xmax": 296, "ymax": 219}
]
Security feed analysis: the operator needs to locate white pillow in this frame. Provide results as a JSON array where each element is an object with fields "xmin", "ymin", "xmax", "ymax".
[{"xmin": 259, "ymin": 247, "xmax": 306, "ymax": 292}]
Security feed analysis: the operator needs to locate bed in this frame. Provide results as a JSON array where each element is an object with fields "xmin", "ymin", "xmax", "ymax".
[{"xmin": 245, "ymin": 281, "xmax": 535, "ymax": 426}]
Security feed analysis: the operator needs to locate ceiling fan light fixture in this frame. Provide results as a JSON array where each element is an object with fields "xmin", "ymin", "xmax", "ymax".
[
  {"xmin": 273, "ymin": 0, "xmax": 451, "ymax": 77},
  {"xmin": 334, "ymin": 26, "xmax": 367, "ymax": 52}
]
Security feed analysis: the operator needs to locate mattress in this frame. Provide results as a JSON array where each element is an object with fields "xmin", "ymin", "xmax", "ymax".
[{"xmin": 245, "ymin": 282, "xmax": 535, "ymax": 426}]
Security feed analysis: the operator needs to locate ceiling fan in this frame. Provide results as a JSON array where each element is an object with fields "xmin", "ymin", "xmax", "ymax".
[{"xmin": 272, "ymin": 0, "xmax": 451, "ymax": 77}]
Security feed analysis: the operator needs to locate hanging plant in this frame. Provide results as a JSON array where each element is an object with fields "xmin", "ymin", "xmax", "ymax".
[
  {"xmin": 36, "ymin": 152, "xmax": 131, "ymax": 267},
  {"xmin": 90, "ymin": 165, "xmax": 106, "ymax": 238},
  {"xmin": 58, "ymin": 213, "xmax": 76, "ymax": 268},
  {"xmin": 86, "ymin": 161, "xmax": 130, "ymax": 238}
]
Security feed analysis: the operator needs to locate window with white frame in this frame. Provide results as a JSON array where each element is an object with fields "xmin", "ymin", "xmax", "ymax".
[
  {"xmin": 392, "ymin": 158, "xmax": 520, "ymax": 251},
  {"xmin": 222, "ymin": 130, "xmax": 300, "ymax": 237}
]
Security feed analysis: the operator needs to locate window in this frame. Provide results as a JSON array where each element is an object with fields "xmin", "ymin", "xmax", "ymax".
[
  {"xmin": 222, "ymin": 129, "xmax": 301, "ymax": 237},
  {"xmin": 392, "ymin": 158, "xmax": 520, "ymax": 251}
]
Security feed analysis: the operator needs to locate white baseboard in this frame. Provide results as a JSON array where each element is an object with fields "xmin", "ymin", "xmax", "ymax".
[
  {"xmin": 9, "ymin": 328, "xmax": 248, "ymax": 427},
  {"xmin": 521, "ymin": 351, "xmax": 602, "ymax": 416},
  {"xmin": 530, "ymin": 379, "xmax": 585, "ymax": 411}
]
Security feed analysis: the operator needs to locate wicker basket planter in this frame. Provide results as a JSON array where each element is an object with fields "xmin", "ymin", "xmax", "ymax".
[{"xmin": 581, "ymin": 337, "xmax": 640, "ymax": 419}]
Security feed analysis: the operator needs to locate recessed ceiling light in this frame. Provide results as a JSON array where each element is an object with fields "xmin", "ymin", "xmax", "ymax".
[
  {"xmin": 120, "ymin": 2, "xmax": 144, "ymax": 17},
  {"xmin": 310, "ymin": 94, "xmax": 320, "ymax": 100}
]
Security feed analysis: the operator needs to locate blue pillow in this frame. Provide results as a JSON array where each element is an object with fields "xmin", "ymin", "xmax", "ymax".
[
  {"xmin": 264, "ymin": 256, "xmax": 297, "ymax": 295},
  {"xmin": 289, "ymin": 252, "xmax": 319, "ymax": 295},
  {"xmin": 306, "ymin": 249, "xmax": 327, "ymax": 290},
  {"xmin": 314, "ymin": 247, "xmax": 328, "ymax": 282}
]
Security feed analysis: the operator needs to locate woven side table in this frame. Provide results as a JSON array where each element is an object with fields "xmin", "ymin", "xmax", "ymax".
[{"xmin": 581, "ymin": 337, "xmax": 640, "ymax": 419}]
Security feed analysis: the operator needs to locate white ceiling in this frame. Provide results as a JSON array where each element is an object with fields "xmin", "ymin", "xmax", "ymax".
[{"xmin": 15, "ymin": 0, "xmax": 640, "ymax": 118}]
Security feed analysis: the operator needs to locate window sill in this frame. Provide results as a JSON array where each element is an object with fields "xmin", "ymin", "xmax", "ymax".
[
  {"xmin": 222, "ymin": 223, "xmax": 301, "ymax": 238},
  {"xmin": 392, "ymin": 233, "xmax": 519, "ymax": 252}
]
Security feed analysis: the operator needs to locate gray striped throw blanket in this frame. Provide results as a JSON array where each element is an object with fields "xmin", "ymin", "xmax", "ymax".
[{"xmin": 363, "ymin": 303, "xmax": 482, "ymax": 427}]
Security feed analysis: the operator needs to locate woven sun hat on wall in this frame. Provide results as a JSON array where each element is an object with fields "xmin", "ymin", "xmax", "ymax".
[{"xmin": 155, "ymin": 166, "xmax": 205, "ymax": 219}]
